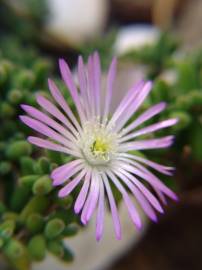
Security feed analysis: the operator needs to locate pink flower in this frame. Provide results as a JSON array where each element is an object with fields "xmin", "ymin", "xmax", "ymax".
[{"xmin": 20, "ymin": 52, "xmax": 178, "ymax": 241}]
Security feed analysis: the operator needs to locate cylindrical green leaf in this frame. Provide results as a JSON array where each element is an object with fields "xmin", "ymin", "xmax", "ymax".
[
  {"xmin": 0, "ymin": 220, "xmax": 16, "ymax": 239},
  {"xmin": 32, "ymin": 175, "xmax": 53, "ymax": 195},
  {"xmin": 3, "ymin": 239, "xmax": 24, "ymax": 260},
  {"xmin": 37, "ymin": 157, "xmax": 50, "ymax": 174},
  {"xmin": 8, "ymin": 89, "xmax": 23, "ymax": 104},
  {"xmin": 63, "ymin": 224, "xmax": 79, "ymax": 237},
  {"xmin": 6, "ymin": 140, "xmax": 32, "ymax": 160},
  {"xmin": 9, "ymin": 185, "xmax": 30, "ymax": 212},
  {"xmin": 45, "ymin": 218, "xmax": 65, "ymax": 239},
  {"xmin": 19, "ymin": 175, "xmax": 39, "ymax": 189},
  {"xmin": 47, "ymin": 240, "xmax": 64, "ymax": 258},
  {"xmin": 20, "ymin": 157, "xmax": 35, "ymax": 175},
  {"xmin": 62, "ymin": 246, "xmax": 74, "ymax": 262},
  {"xmin": 0, "ymin": 161, "xmax": 11, "ymax": 175},
  {"xmin": 19, "ymin": 196, "xmax": 49, "ymax": 223},
  {"xmin": 26, "ymin": 213, "xmax": 44, "ymax": 234},
  {"xmin": 28, "ymin": 235, "xmax": 46, "ymax": 261}
]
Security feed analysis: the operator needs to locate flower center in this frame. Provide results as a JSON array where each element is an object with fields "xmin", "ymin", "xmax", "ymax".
[{"xmin": 78, "ymin": 119, "xmax": 118, "ymax": 166}]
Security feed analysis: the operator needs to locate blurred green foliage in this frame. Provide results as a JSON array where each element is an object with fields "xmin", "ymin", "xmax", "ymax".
[
  {"xmin": 119, "ymin": 34, "xmax": 202, "ymax": 163},
  {"xmin": 0, "ymin": 36, "xmax": 80, "ymax": 270}
]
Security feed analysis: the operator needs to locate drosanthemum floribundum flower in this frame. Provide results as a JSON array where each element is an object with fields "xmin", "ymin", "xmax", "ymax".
[{"xmin": 20, "ymin": 52, "xmax": 178, "ymax": 240}]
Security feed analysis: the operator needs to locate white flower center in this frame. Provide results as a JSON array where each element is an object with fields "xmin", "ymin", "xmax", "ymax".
[{"xmin": 78, "ymin": 118, "xmax": 118, "ymax": 166}]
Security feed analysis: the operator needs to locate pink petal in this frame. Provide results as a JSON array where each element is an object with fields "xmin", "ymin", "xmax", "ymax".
[
  {"xmin": 21, "ymin": 104, "xmax": 76, "ymax": 143},
  {"xmin": 36, "ymin": 95, "xmax": 78, "ymax": 138},
  {"xmin": 116, "ymin": 165, "xmax": 163, "ymax": 213},
  {"xmin": 119, "ymin": 162, "xmax": 178, "ymax": 201},
  {"xmin": 102, "ymin": 174, "xmax": 122, "ymax": 240},
  {"xmin": 20, "ymin": 115, "xmax": 77, "ymax": 151},
  {"xmin": 74, "ymin": 171, "xmax": 91, "ymax": 214},
  {"xmin": 48, "ymin": 79, "xmax": 82, "ymax": 132},
  {"xmin": 115, "ymin": 81, "xmax": 153, "ymax": 131},
  {"xmin": 77, "ymin": 56, "xmax": 91, "ymax": 118},
  {"xmin": 58, "ymin": 169, "xmax": 86, "ymax": 198},
  {"xmin": 93, "ymin": 52, "xmax": 101, "ymax": 116},
  {"xmin": 59, "ymin": 59, "xmax": 85, "ymax": 124},
  {"xmin": 120, "ymin": 118, "xmax": 178, "ymax": 143},
  {"xmin": 108, "ymin": 80, "xmax": 145, "ymax": 127},
  {"xmin": 120, "ymin": 102, "xmax": 167, "ymax": 136},
  {"xmin": 81, "ymin": 172, "xmax": 99, "ymax": 225},
  {"xmin": 119, "ymin": 136, "xmax": 174, "ymax": 151},
  {"xmin": 51, "ymin": 160, "xmax": 84, "ymax": 186},
  {"xmin": 102, "ymin": 57, "xmax": 117, "ymax": 122},
  {"xmin": 27, "ymin": 136, "xmax": 72, "ymax": 154},
  {"xmin": 119, "ymin": 153, "xmax": 174, "ymax": 175},
  {"xmin": 114, "ymin": 170, "xmax": 158, "ymax": 222},
  {"xmin": 107, "ymin": 170, "xmax": 142, "ymax": 229},
  {"xmin": 96, "ymin": 179, "xmax": 105, "ymax": 241}
]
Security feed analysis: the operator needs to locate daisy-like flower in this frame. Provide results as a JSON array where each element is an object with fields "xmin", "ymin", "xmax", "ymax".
[{"xmin": 20, "ymin": 52, "xmax": 178, "ymax": 241}]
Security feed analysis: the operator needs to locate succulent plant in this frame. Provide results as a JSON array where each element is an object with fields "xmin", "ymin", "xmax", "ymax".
[{"xmin": 0, "ymin": 36, "xmax": 80, "ymax": 270}]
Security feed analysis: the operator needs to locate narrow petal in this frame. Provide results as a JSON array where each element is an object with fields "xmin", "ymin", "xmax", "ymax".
[
  {"xmin": 93, "ymin": 52, "xmax": 101, "ymax": 116},
  {"xmin": 115, "ymin": 164, "xmax": 164, "ymax": 213},
  {"xmin": 102, "ymin": 57, "xmax": 117, "ymax": 122},
  {"xmin": 115, "ymin": 81, "xmax": 153, "ymax": 131},
  {"xmin": 51, "ymin": 160, "xmax": 84, "ymax": 185},
  {"xmin": 119, "ymin": 161, "xmax": 178, "ymax": 201},
  {"xmin": 107, "ymin": 170, "xmax": 142, "ymax": 229},
  {"xmin": 27, "ymin": 136, "xmax": 76, "ymax": 155},
  {"xmin": 74, "ymin": 171, "xmax": 91, "ymax": 214},
  {"xmin": 119, "ymin": 136, "xmax": 174, "ymax": 151},
  {"xmin": 59, "ymin": 59, "xmax": 85, "ymax": 124},
  {"xmin": 21, "ymin": 104, "xmax": 76, "ymax": 143},
  {"xmin": 96, "ymin": 179, "xmax": 105, "ymax": 241},
  {"xmin": 108, "ymin": 80, "xmax": 145, "ymax": 127},
  {"xmin": 87, "ymin": 55, "xmax": 96, "ymax": 116},
  {"xmin": 120, "ymin": 118, "xmax": 178, "ymax": 143},
  {"xmin": 119, "ymin": 153, "xmax": 174, "ymax": 175},
  {"xmin": 154, "ymin": 188, "xmax": 168, "ymax": 205},
  {"xmin": 120, "ymin": 102, "xmax": 167, "ymax": 136},
  {"xmin": 102, "ymin": 174, "xmax": 122, "ymax": 240},
  {"xmin": 81, "ymin": 172, "xmax": 99, "ymax": 224},
  {"xmin": 77, "ymin": 56, "xmax": 91, "ymax": 118},
  {"xmin": 48, "ymin": 79, "xmax": 82, "ymax": 132},
  {"xmin": 114, "ymin": 169, "xmax": 158, "ymax": 222},
  {"xmin": 36, "ymin": 95, "xmax": 79, "ymax": 138},
  {"xmin": 58, "ymin": 169, "xmax": 86, "ymax": 198},
  {"xmin": 20, "ymin": 115, "xmax": 78, "ymax": 152}
]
